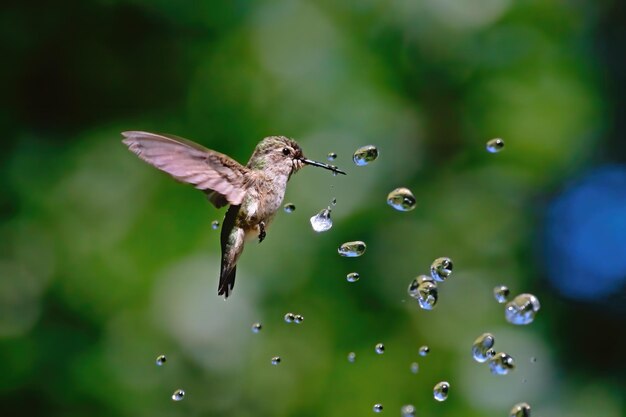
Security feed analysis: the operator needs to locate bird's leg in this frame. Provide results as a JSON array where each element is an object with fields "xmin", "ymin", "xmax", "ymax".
[{"xmin": 258, "ymin": 221, "xmax": 266, "ymax": 243}]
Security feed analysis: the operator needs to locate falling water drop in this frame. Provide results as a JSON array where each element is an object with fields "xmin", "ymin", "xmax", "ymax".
[
  {"xmin": 486, "ymin": 138, "xmax": 505, "ymax": 153},
  {"xmin": 294, "ymin": 314, "xmax": 304, "ymax": 324},
  {"xmin": 348, "ymin": 352, "xmax": 356, "ymax": 363},
  {"xmin": 251, "ymin": 322, "xmax": 262, "ymax": 333},
  {"xmin": 430, "ymin": 257, "xmax": 453, "ymax": 282},
  {"xmin": 211, "ymin": 220, "xmax": 220, "ymax": 230},
  {"xmin": 386, "ymin": 187, "xmax": 416, "ymax": 212},
  {"xmin": 353, "ymin": 145, "xmax": 379, "ymax": 166},
  {"xmin": 171, "ymin": 389, "xmax": 185, "ymax": 401},
  {"xmin": 419, "ymin": 345, "xmax": 430, "ymax": 356},
  {"xmin": 347, "ymin": 272, "xmax": 360, "ymax": 282},
  {"xmin": 375, "ymin": 343, "xmax": 385, "ymax": 354},
  {"xmin": 471, "ymin": 333, "xmax": 496, "ymax": 363},
  {"xmin": 401, "ymin": 405, "xmax": 416, "ymax": 417},
  {"xmin": 310, "ymin": 208, "xmax": 332, "ymax": 232},
  {"xmin": 284, "ymin": 313, "xmax": 295, "ymax": 323},
  {"xmin": 410, "ymin": 362, "xmax": 419, "ymax": 374},
  {"xmin": 509, "ymin": 402, "xmax": 531, "ymax": 417},
  {"xmin": 327, "ymin": 152, "xmax": 337, "ymax": 161},
  {"xmin": 433, "ymin": 381, "xmax": 450, "ymax": 402},
  {"xmin": 373, "ymin": 404, "xmax": 384, "ymax": 413},
  {"xmin": 338, "ymin": 241, "xmax": 367, "ymax": 257},
  {"xmin": 505, "ymin": 293, "xmax": 541, "ymax": 325},
  {"xmin": 284, "ymin": 203, "xmax": 296, "ymax": 213},
  {"xmin": 155, "ymin": 355, "xmax": 166, "ymax": 366},
  {"xmin": 493, "ymin": 285, "xmax": 510, "ymax": 303},
  {"xmin": 271, "ymin": 356, "xmax": 281, "ymax": 365},
  {"xmin": 488, "ymin": 352, "xmax": 515, "ymax": 375}
]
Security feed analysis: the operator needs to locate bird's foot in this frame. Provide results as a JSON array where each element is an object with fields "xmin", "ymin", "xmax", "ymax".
[{"xmin": 258, "ymin": 221, "xmax": 266, "ymax": 243}]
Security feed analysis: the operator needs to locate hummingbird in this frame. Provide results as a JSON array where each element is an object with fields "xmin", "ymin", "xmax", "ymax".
[{"xmin": 121, "ymin": 131, "xmax": 346, "ymax": 298}]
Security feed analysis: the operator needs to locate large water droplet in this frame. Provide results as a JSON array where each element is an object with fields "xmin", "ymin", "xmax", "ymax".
[
  {"xmin": 353, "ymin": 145, "xmax": 379, "ymax": 166},
  {"xmin": 211, "ymin": 220, "xmax": 220, "ymax": 230},
  {"xmin": 347, "ymin": 272, "xmax": 360, "ymax": 282},
  {"xmin": 155, "ymin": 355, "xmax": 167, "ymax": 366},
  {"xmin": 493, "ymin": 285, "xmax": 510, "ymax": 303},
  {"xmin": 375, "ymin": 343, "xmax": 385, "ymax": 354},
  {"xmin": 271, "ymin": 356, "xmax": 281, "ymax": 365},
  {"xmin": 430, "ymin": 257, "xmax": 453, "ymax": 282},
  {"xmin": 410, "ymin": 362, "xmax": 419, "ymax": 374},
  {"xmin": 401, "ymin": 405, "xmax": 416, "ymax": 417},
  {"xmin": 338, "ymin": 241, "xmax": 367, "ymax": 257},
  {"xmin": 386, "ymin": 187, "xmax": 416, "ymax": 212},
  {"xmin": 294, "ymin": 314, "xmax": 304, "ymax": 324},
  {"xmin": 251, "ymin": 322, "xmax": 262, "ymax": 333},
  {"xmin": 310, "ymin": 208, "xmax": 332, "ymax": 232},
  {"xmin": 486, "ymin": 138, "xmax": 505, "ymax": 153},
  {"xmin": 373, "ymin": 404, "xmax": 384, "ymax": 413},
  {"xmin": 488, "ymin": 352, "xmax": 515, "ymax": 375},
  {"xmin": 505, "ymin": 293, "xmax": 541, "ymax": 325},
  {"xmin": 509, "ymin": 402, "xmax": 531, "ymax": 417},
  {"xmin": 419, "ymin": 345, "xmax": 430, "ymax": 356},
  {"xmin": 284, "ymin": 313, "xmax": 295, "ymax": 323},
  {"xmin": 172, "ymin": 389, "xmax": 185, "ymax": 401},
  {"xmin": 407, "ymin": 275, "xmax": 433, "ymax": 298},
  {"xmin": 416, "ymin": 280, "xmax": 438, "ymax": 310},
  {"xmin": 327, "ymin": 152, "xmax": 337, "ymax": 161},
  {"xmin": 433, "ymin": 381, "xmax": 450, "ymax": 402},
  {"xmin": 284, "ymin": 203, "xmax": 296, "ymax": 213},
  {"xmin": 348, "ymin": 352, "xmax": 356, "ymax": 363},
  {"xmin": 472, "ymin": 333, "xmax": 495, "ymax": 363}
]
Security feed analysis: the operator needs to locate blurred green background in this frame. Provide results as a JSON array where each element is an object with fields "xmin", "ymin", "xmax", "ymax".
[{"xmin": 2, "ymin": 0, "xmax": 625, "ymax": 416}]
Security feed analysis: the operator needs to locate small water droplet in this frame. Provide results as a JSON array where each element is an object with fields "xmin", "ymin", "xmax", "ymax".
[
  {"xmin": 348, "ymin": 352, "xmax": 356, "ymax": 363},
  {"xmin": 373, "ymin": 404, "xmax": 384, "ymax": 413},
  {"xmin": 284, "ymin": 203, "xmax": 296, "ymax": 213},
  {"xmin": 310, "ymin": 208, "xmax": 333, "ymax": 232},
  {"xmin": 386, "ymin": 187, "xmax": 416, "ymax": 212},
  {"xmin": 338, "ymin": 241, "xmax": 367, "ymax": 257},
  {"xmin": 410, "ymin": 362, "xmax": 419, "ymax": 374},
  {"xmin": 327, "ymin": 152, "xmax": 337, "ymax": 161},
  {"xmin": 488, "ymin": 352, "xmax": 515, "ymax": 375},
  {"xmin": 419, "ymin": 345, "xmax": 430, "ymax": 356},
  {"xmin": 430, "ymin": 257, "xmax": 453, "ymax": 282},
  {"xmin": 493, "ymin": 285, "xmax": 510, "ymax": 303},
  {"xmin": 505, "ymin": 293, "xmax": 540, "ymax": 325},
  {"xmin": 211, "ymin": 220, "xmax": 220, "ymax": 230},
  {"xmin": 271, "ymin": 356, "xmax": 281, "ymax": 365},
  {"xmin": 375, "ymin": 343, "xmax": 385, "ymax": 354},
  {"xmin": 171, "ymin": 389, "xmax": 185, "ymax": 401},
  {"xmin": 353, "ymin": 145, "xmax": 379, "ymax": 166},
  {"xmin": 347, "ymin": 272, "xmax": 360, "ymax": 282},
  {"xmin": 331, "ymin": 197, "xmax": 337, "ymax": 206},
  {"xmin": 486, "ymin": 138, "xmax": 505, "ymax": 153},
  {"xmin": 530, "ymin": 356, "xmax": 537, "ymax": 363},
  {"xmin": 472, "ymin": 333, "xmax": 496, "ymax": 363},
  {"xmin": 509, "ymin": 402, "xmax": 531, "ymax": 417},
  {"xmin": 294, "ymin": 314, "xmax": 304, "ymax": 324},
  {"xmin": 251, "ymin": 322, "xmax": 262, "ymax": 333},
  {"xmin": 433, "ymin": 381, "xmax": 450, "ymax": 402},
  {"xmin": 401, "ymin": 404, "xmax": 416, "ymax": 417},
  {"xmin": 155, "ymin": 355, "xmax": 166, "ymax": 366},
  {"xmin": 284, "ymin": 313, "xmax": 295, "ymax": 323}
]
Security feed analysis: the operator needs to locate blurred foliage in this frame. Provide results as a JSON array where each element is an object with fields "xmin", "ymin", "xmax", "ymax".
[{"xmin": 1, "ymin": 0, "xmax": 625, "ymax": 416}]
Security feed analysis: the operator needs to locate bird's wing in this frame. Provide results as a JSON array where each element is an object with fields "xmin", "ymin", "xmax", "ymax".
[{"xmin": 122, "ymin": 131, "xmax": 249, "ymax": 208}]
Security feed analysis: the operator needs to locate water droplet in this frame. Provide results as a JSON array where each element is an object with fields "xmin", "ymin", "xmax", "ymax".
[
  {"xmin": 401, "ymin": 405, "xmax": 416, "ymax": 417},
  {"xmin": 331, "ymin": 197, "xmax": 337, "ymax": 206},
  {"xmin": 211, "ymin": 220, "xmax": 220, "ymax": 230},
  {"xmin": 433, "ymin": 381, "xmax": 450, "ymax": 402},
  {"xmin": 488, "ymin": 352, "xmax": 515, "ymax": 375},
  {"xmin": 486, "ymin": 348, "xmax": 496, "ymax": 358},
  {"xmin": 471, "ymin": 333, "xmax": 496, "ymax": 363},
  {"xmin": 407, "ymin": 275, "xmax": 433, "ymax": 298},
  {"xmin": 530, "ymin": 356, "xmax": 537, "ymax": 363},
  {"xmin": 251, "ymin": 322, "xmax": 262, "ymax": 333},
  {"xmin": 375, "ymin": 343, "xmax": 385, "ymax": 354},
  {"xmin": 347, "ymin": 272, "xmax": 360, "ymax": 282},
  {"xmin": 171, "ymin": 389, "xmax": 185, "ymax": 401},
  {"xmin": 386, "ymin": 187, "xmax": 416, "ymax": 212},
  {"xmin": 509, "ymin": 402, "xmax": 531, "ymax": 417},
  {"xmin": 338, "ymin": 241, "xmax": 367, "ymax": 257},
  {"xmin": 284, "ymin": 203, "xmax": 296, "ymax": 213},
  {"xmin": 373, "ymin": 404, "xmax": 384, "ymax": 413},
  {"xmin": 430, "ymin": 257, "xmax": 453, "ymax": 282},
  {"xmin": 416, "ymin": 280, "xmax": 438, "ymax": 310},
  {"xmin": 493, "ymin": 285, "xmax": 510, "ymax": 303},
  {"xmin": 271, "ymin": 356, "xmax": 281, "ymax": 365},
  {"xmin": 486, "ymin": 138, "xmax": 505, "ymax": 153},
  {"xmin": 327, "ymin": 152, "xmax": 337, "ymax": 161},
  {"xmin": 410, "ymin": 362, "xmax": 419, "ymax": 374},
  {"xmin": 284, "ymin": 313, "xmax": 295, "ymax": 323},
  {"xmin": 294, "ymin": 314, "xmax": 304, "ymax": 324},
  {"xmin": 348, "ymin": 352, "xmax": 356, "ymax": 362},
  {"xmin": 155, "ymin": 355, "xmax": 166, "ymax": 366},
  {"xmin": 310, "ymin": 208, "xmax": 333, "ymax": 232},
  {"xmin": 418, "ymin": 345, "xmax": 430, "ymax": 356},
  {"xmin": 353, "ymin": 145, "xmax": 379, "ymax": 166},
  {"xmin": 505, "ymin": 293, "xmax": 541, "ymax": 325}
]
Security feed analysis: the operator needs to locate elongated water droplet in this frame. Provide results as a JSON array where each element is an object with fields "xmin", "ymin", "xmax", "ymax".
[
  {"xmin": 505, "ymin": 293, "xmax": 540, "ymax": 325},
  {"xmin": 401, "ymin": 404, "xmax": 416, "ymax": 417},
  {"xmin": 410, "ymin": 362, "xmax": 419, "ymax": 374},
  {"xmin": 419, "ymin": 345, "xmax": 430, "ymax": 356},
  {"xmin": 509, "ymin": 402, "xmax": 531, "ymax": 417},
  {"xmin": 353, "ymin": 145, "xmax": 379, "ymax": 166},
  {"xmin": 347, "ymin": 272, "xmax": 360, "ymax": 282},
  {"xmin": 386, "ymin": 187, "xmax": 416, "ymax": 212},
  {"xmin": 430, "ymin": 257, "xmax": 453, "ymax": 282},
  {"xmin": 493, "ymin": 285, "xmax": 510, "ymax": 303},
  {"xmin": 488, "ymin": 352, "xmax": 515, "ymax": 375},
  {"xmin": 310, "ymin": 208, "xmax": 332, "ymax": 232},
  {"xmin": 433, "ymin": 381, "xmax": 450, "ymax": 402},
  {"xmin": 284, "ymin": 203, "xmax": 296, "ymax": 213},
  {"xmin": 348, "ymin": 352, "xmax": 356, "ymax": 362},
  {"xmin": 375, "ymin": 343, "xmax": 385, "ymax": 354},
  {"xmin": 486, "ymin": 138, "xmax": 505, "ymax": 153},
  {"xmin": 284, "ymin": 313, "xmax": 295, "ymax": 323},
  {"xmin": 373, "ymin": 404, "xmax": 383, "ymax": 413},
  {"xmin": 327, "ymin": 152, "xmax": 337, "ymax": 161},
  {"xmin": 251, "ymin": 322, "xmax": 262, "ymax": 333},
  {"xmin": 338, "ymin": 241, "xmax": 367, "ymax": 257},
  {"xmin": 472, "ymin": 333, "xmax": 495, "ymax": 363},
  {"xmin": 172, "ymin": 389, "xmax": 185, "ymax": 401},
  {"xmin": 211, "ymin": 220, "xmax": 219, "ymax": 230},
  {"xmin": 294, "ymin": 314, "xmax": 304, "ymax": 324},
  {"xmin": 155, "ymin": 355, "xmax": 167, "ymax": 366},
  {"xmin": 271, "ymin": 356, "xmax": 281, "ymax": 365}
]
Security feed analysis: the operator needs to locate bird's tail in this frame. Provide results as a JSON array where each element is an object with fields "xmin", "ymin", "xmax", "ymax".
[{"xmin": 218, "ymin": 263, "xmax": 237, "ymax": 298}]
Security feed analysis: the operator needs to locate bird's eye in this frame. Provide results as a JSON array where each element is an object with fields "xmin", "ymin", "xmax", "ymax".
[{"xmin": 282, "ymin": 147, "xmax": 291, "ymax": 156}]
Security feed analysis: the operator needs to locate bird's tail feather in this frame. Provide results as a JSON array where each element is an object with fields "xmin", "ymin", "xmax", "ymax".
[{"xmin": 218, "ymin": 264, "xmax": 236, "ymax": 298}]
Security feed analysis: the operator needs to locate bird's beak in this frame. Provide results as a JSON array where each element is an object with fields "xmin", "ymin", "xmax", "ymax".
[{"xmin": 299, "ymin": 158, "xmax": 347, "ymax": 175}]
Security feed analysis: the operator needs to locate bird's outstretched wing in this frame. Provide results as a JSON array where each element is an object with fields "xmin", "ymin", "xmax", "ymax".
[{"xmin": 122, "ymin": 131, "xmax": 249, "ymax": 208}]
